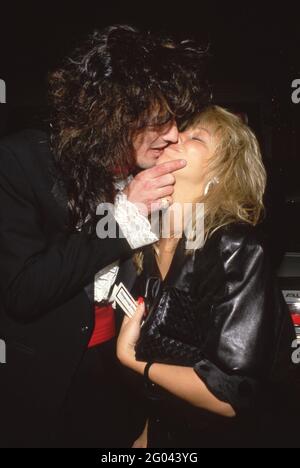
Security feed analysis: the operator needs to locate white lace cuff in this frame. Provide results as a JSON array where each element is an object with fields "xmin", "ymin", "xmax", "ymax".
[{"xmin": 114, "ymin": 192, "xmax": 158, "ymax": 249}]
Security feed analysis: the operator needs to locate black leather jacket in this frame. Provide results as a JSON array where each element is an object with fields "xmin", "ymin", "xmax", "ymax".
[{"xmin": 134, "ymin": 222, "xmax": 296, "ymax": 421}]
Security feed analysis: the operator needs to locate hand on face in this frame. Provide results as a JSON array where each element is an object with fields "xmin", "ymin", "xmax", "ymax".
[
  {"xmin": 123, "ymin": 123, "xmax": 216, "ymax": 213},
  {"xmin": 155, "ymin": 125, "xmax": 216, "ymax": 202},
  {"xmin": 124, "ymin": 159, "xmax": 187, "ymax": 215},
  {"xmin": 123, "ymin": 120, "xmax": 185, "ymax": 215}
]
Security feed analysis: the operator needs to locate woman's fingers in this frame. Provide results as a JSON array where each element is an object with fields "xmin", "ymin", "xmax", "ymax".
[
  {"xmin": 120, "ymin": 315, "xmax": 130, "ymax": 330},
  {"xmin": 134, "ymin": 297, "xmax": 145, "ymax": 322},
  {"xmin": 121, "ymin": 297, "xmax": 145, "ymax": 328}
]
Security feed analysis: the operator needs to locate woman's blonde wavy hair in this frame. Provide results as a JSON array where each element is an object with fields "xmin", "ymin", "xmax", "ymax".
[
  {"xmin": 134, "ymin": 105, "xmax": 267, "ymax": 273},
  {"xmin": 191, "ymin": 105, "xmax": 266, "ymax": 240}
]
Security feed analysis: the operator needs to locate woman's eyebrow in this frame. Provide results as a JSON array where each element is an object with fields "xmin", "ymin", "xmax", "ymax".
[{"xmin": 194, "ymin": 126, "xmax": 211, "ymax": 136}]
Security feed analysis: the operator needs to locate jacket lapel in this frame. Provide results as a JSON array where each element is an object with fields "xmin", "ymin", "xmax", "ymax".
[
  {"xmin": 115, "ymin": 257, "xmax": 137, "ymax": 292},
  {"xmin": 143, "ymin": 238, "xmax": 196, "ymax": 292}
]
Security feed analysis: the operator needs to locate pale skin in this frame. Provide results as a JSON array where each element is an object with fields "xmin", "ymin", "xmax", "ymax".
[{"xmin": 117, "ymin": 124, "xmax": 236, "ymax": 447}]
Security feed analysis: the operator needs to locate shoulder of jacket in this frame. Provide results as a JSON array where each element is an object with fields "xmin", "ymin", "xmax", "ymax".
[
  {"xmin": 213, "ymin": 222, "xmax": 266, "ymax": 259},
  {"xmin": 0, "ymin": 129, "xmax": 53, "ymax": 181},
  {"xmin": 220, "ymin": 222, "xmax": 263, "ymax": 243},
  {"xmin": 0, "ymin": 129, "xmax": 50, "ymax": 159}
]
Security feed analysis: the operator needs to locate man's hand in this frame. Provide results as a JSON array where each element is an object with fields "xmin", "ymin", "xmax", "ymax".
[{"xmin": 124, "ymin": 159, "xmax": 187, "ymax": 215}]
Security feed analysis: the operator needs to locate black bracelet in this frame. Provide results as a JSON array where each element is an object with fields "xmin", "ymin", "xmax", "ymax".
[{"xmin": 144, "ymin": 362, "xmax": 155, "ymax": 391}]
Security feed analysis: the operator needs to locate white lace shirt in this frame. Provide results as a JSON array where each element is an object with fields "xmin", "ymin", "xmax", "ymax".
[{"xmin": 93, "ymin": 179, "xmax": 158, "ymax": 303}]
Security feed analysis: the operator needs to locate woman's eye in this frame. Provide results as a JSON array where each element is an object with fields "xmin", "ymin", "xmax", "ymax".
[{"xmin": 191, "ymin": 137, "xmax": 204, "ymax": 143}]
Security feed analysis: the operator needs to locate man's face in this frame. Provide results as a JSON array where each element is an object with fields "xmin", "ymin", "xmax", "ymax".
[{"xmin": 133, "ymin": 120, "xmax": 179, "ymax": 169}]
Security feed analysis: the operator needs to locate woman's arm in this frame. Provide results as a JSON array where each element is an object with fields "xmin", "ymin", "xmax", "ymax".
[
  {"xmin": 134, "ymin": 361, "xmax": 235, "ymax": 418},
  {"xmin": 118, "ymin": 226, "xmax": 294, "ymax": 419},
  {"xmin": 117, "ymin": 301, "xmax": 235, "ymax": 418}
]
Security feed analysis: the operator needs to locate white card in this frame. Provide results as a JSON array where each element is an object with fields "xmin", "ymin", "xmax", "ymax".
[{"xmin": 113, "ymin": 282, "xmax": 137, "ymax": 318}]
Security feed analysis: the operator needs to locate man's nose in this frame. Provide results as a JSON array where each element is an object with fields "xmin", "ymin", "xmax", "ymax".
[
  {"xmin": 177, "ymin": 132, "xmax": 184, "ymax": 145},
  {"xmin": 162, "ymin": 122, "xmax": 179, "ymax": 144}
]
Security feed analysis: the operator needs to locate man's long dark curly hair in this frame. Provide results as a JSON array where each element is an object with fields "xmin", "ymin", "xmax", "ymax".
[{"xmin": 48, "ymin": 25, "xmax": 210, "ymax": 230}]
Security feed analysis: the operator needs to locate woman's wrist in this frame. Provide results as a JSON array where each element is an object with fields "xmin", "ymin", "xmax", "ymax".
[
  {"xmin": 132, "ymin": 359, "xmax": 147, "ymax": 375},
  {"xmin": 125, "ymin": 352, "xmax": 146, "ymax": 374},
  {"xmin": 118, "ymin": 346, "xmax": 146, "ymax": 375}
]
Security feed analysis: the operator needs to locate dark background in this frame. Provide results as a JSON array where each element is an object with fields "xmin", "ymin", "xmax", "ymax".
[{"xmin": 0, "ymin": 1, "xmax": 300, "ymax": 256}]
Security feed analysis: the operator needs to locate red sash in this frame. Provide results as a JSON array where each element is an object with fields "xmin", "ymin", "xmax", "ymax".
[{"xmin": 88, "ymin": 304, "xmax": 115, "ymax": 348}]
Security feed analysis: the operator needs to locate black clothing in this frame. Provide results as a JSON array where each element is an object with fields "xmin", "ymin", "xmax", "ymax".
[
  {"xmin": 0, "ymin": 130, "xmax": 134, "ymax": 447},
  {"xmin": 57, "ymin": 338, "xmax": 142, "ymax": 448},
  {"xmin": 133, "ymin": 223, "xmax": 297, "ymax": 447}
]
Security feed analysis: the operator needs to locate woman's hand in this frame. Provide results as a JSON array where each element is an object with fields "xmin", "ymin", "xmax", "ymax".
[
  {"xmin": 117, "ymin": 297, "xmax": 146, "ymax": 373},
  {"xmin": 132, "ymin": 420, "xmax": 148, "ymax": 449}
]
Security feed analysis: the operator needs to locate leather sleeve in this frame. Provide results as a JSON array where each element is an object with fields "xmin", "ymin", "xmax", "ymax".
[{"xmin": 194, "ymin": 226, "xmax": 291, "ymax": 413}]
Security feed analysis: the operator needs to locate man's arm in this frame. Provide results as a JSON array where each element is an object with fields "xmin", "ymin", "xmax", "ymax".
[{"xmin": 0, "ymin": 144, "xmax": 132, "ymax": 323}]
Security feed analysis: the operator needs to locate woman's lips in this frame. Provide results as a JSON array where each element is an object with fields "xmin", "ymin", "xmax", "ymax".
[
  {"xmin": 156, "ymin": 149, "xmax": 187, "ymax": 168},
  {"xmin": 156, "ymin": 154, "xmax": 174, "ymax": 166},
  {"xmin": 154, "ymin": 145, "xmax": 185, "ymax": 166},
  {"xmin": 165, "ymin": 145, "xmax": 183, "ymax": 153}
]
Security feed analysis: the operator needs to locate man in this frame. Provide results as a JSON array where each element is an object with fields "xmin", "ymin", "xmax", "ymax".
[{"xmin": 0, "ymin": 25, "xmax": 209, "ymax": 447}]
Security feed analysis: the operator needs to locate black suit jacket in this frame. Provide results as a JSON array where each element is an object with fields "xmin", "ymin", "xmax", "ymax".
[{"xmin": 0, "ymin": 130, "xmax": 134, "ymax": 445}]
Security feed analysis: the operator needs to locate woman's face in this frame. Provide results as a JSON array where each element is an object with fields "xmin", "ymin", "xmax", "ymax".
[{"xmin": 156, "ymin": 123, "xmax": 217, "ymax": 202}]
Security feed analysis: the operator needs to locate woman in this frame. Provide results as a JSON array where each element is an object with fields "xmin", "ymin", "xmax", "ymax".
[{"xmin": 117, "ymin": 106, "xmax": 296, "ymax": 448}]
